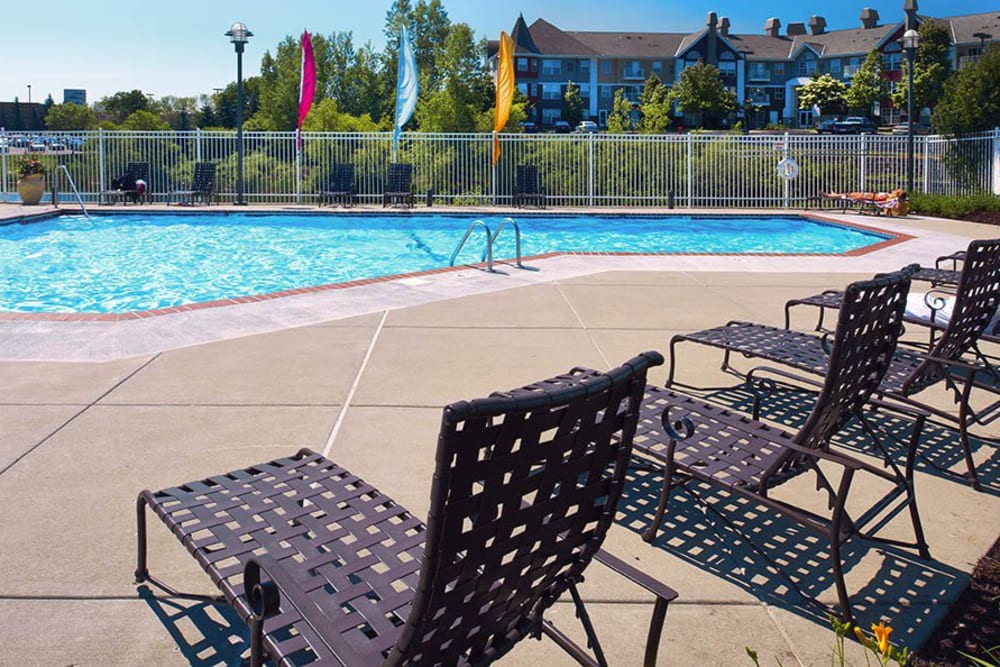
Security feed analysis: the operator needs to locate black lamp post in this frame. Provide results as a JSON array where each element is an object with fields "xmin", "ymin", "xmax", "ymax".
[
  {"xmin": 226, "ymin": 22, "xmax": 252, "ymax": 205},
  {"xmin": 973, "ymin": 32, "xmax": 992, "ymax": 53},
  {"xmin": 902, "ymin": 28, "xmax": 920, "ymax": 195}
]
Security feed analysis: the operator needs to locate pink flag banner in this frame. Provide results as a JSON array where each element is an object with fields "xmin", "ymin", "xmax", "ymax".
[{"xmin": 297, "ymin": 30, "xmax": 317, "ymax": 151}]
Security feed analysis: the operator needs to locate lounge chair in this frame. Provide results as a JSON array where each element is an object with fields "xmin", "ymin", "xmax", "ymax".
[
  {"xmin": 102, "ymin": 162, "xmax": 150, "ymax": 204},
  {"xmin": 514, "ymin": 165, "xmax": 546, "ymax": 208},
  {"xmin": 382, "ymin": 163, "xmax": 414, "ymax": 208},
  {"xmin": 135, "ymin": 352, "xmax": 678, "ymax": 666},
  {"xmin": 668, "ymin": 238, "xmax": 1000, "ymax": 490},
  {"xmin": 317, "ymin": 162, "xmax": 355, "ymax": 207},
  {"xmin": 820, "ymin": 189, "xmax": 907, "ymax": 217},
  {"xmin": 169, "ymin": 162, "xmax": 216, "ymax": 205},
  {"xmin": 632, "ymin": 266, "xmax": 929, "ymax": 622}
]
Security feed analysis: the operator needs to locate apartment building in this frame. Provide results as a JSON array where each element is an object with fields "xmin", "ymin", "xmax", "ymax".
[{"xmin": 492, "ymin": 5, "xmax": 999, "ymax": 129}]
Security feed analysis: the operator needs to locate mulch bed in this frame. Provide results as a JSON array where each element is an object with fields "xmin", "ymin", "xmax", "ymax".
[
  {"xmin": 912, "ymin": 535, "xmax": 1000, "ymax": 665},
  {"xmin": 962, "ymin": 210, "xmax": 1000, "ymax": 226}
]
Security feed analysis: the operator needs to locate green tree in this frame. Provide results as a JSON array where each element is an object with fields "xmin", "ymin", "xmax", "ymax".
[
  {"xmin": 44, "ymin": 102, "xmax": 98, "ymax": 130},
  {"xmin": 932, "ymin": 44, "xmax": 1000, "ymax": 134},
  {"xmin": 892, "ymin": 20, "xmax": 952, "ymax": 116},
  {"xmin": 638, "ymin": 73, "xmax": 671, "ymax": 133},
  {"xmin": 666, "ymin": 63, "xmax": 737, "ymax": 128},
  {"xmin": 844, "ymin": 49, "xmax": 885, "ymax": 117},
  {"xmin": 412, "ymin": 0, "xmax": 450, "ymax": 93},
  {"xmin": 156, "ymin": 96, "xmax": 200, "ymax": 131},
  {"xmin": 255, "ymin": 33, "xmax": 333, "ymax": 131},
  {"xmin": 563, "ymin": 81, "xmax": 584, "ymax": 126},
  {"xmin": 214, "ymin": 78, "xmax": 261, "ymax": 129},
  {"xmin": 96, "ymin": 90, "xmax": 149, "ymax": 124},
  {"xmin": 797, "ymin": 74, "xmax": 847, "ymax": 113},
  {"xmin": 119, "ymin": 109, "xmax": 170, "ymax": 131},
  {"xmin": 606, "ymin": 89, "xmax": 635, "ymax": 133},
  {"xmin": 301, "ymin": 98, "xmax": 381, "ymax": 131}
]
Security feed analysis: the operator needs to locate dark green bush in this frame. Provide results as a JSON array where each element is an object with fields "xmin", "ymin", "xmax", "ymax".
[{"xmin": 908, "ymin": 192, "xmax": 1000, "ymax": 219}]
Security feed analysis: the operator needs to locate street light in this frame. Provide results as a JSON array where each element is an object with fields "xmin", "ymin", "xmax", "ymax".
[
  {"xmin": 902, "ymin": 28, "xmax": 920, "ymax": 195},
  {"xmin": 27, "ymin": 84, "xmax": 31, "ymax": 105},
  {"xmin": 973, "ymin": 32, "xmax": 992, "ymax": 53},
  {"xmin": 226, "ymin": 21, "xmax": 253, "ymax": 205}
]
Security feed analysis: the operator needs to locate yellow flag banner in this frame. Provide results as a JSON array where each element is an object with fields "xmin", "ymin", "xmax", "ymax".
[{"xmin": 493, "ymin": 31, "xmax": 515, "ymax": 167}]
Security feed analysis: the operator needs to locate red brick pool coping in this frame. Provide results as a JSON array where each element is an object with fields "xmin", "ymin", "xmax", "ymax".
[{"xmin": 0, "ymin": 212, "xmax": 911, "ymax": 322}]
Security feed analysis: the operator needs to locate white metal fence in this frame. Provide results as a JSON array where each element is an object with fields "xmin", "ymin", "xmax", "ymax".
[{"xmin": 2, "ymin": 128, "xmax": 998, "ymax": 207}]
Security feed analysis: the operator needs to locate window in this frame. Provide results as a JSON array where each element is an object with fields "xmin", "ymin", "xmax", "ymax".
[
  {"xmin": 773, "ymin": 87, "xmax": 785, "ymax": 102},
  {"xmin": 652, "ymin": 61, "xmax": 662, "ymax": 73},
  {"xmin": 601, "ymin": 60, "xmax": 612, "ymax": 74},
  {"xmin": 748, "ymin": 62, "xmax": 769, "ymax": 81},
  {"xmin": 579, "ymin": 59, "xmax": 590, "ymax": 73},
  {"xmin": 829, "ymin": 58, "xmax": 841, "ymax": 75},
  {"xmin": 600, "ymin": 85, "xmax": 613, "ymax": 100},
  {"xmin": 517, "ymin": 57, "xmax": 529, "ymax": 73},
  {"xmin": 516, "ymin": 83, "xmax": 528, "ymax": 96},
  {"xmin": 718, "ymin": 52, "xmax": 736, "ymax": 75},
  {"xmin": 798, "ymin": 54, "xmax": 816, "ymax": 75},
  {"xmin": 531, "ymin": 59, "xmax": 538, "ymax": 72},
  {"xmin": 542, "ymin": 83, "xmax": 562, "ymax": 100},
  {"xmin": 577, "ymin": 83, "xmax": 590, "ymax": 98},
  {"xmin": 685, "ymin": 50, "xmax": 702, "ymax": 69},
  {"xmin": 566, "ymin": 61, "xmax": 575, "ymax": 73},
  {"xmin": 882, "ymin": 53, "xmax": 902, "ymax": 71},
  {"xmin": 541, "ymin": 59, "xmax": 561, "ymax": 76},
  {"xmin": 774, "ymin": 62, "xmax": 785, "ymax": 75},
  {"xmin": 624, "ymin": 60, "xmax": 644, "ymax": 79},
  {"xmin": 542, "ymin": 108, "xmax": 561, "ymax": 124}
]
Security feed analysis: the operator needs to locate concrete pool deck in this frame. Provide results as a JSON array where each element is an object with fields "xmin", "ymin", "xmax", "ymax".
[{"xmin": 0, "ymin": 203, "xmax": 997, "ymax": 664}]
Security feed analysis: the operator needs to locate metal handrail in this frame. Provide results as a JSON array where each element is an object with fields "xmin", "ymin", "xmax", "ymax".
[
  {"xmin": 53, "ymin": 165, "xmax": 89, "ymax": 218},
  {"xmin": 449, "ymin": 219, "xmax": 493, "ymax": 272},
  {"xmin": 485, "ymin": 217, "xmax": 524, "ymax": 268}
]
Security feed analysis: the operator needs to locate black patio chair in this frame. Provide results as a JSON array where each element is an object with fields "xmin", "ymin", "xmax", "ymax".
[
  {"xmin": 382, "ymin": 163, "xmax": 414, "ymax": 208},
  {"xmin": 102, "ymin": 161, "xmax": 150, "ymax": 204},
  {"xmin": 514, "ymin": 165, "xmax": 546, "ymax": 208},
  {"xmin": 318, "ymin": 162, "xmax": 356, "ymax": 207},
  {"xmin": 135, "ymin": 351, "xmax": 677, "ymax": 666},
  {"xmin": 633, "ymin": 265, "xmax": 929, "ymax": 622},
  {"xmin": 169, "ymin": 162, "xmax": 216, "ymax": 205},
  {"xmin": 669, "ymin": 239, "xmax": 1000, "ymax": 490}
]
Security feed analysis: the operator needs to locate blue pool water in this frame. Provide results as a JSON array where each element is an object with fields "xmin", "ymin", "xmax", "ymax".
[{"xmin": 0, "ymin": 213, "xmax": 889, "ymax": 313}]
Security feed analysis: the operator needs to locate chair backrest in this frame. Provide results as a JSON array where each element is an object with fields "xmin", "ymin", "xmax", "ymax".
[
  {"xmin": 192, "ymin": 162, "xmax": 216, "ymax": 193},
  {"xmin": 332, "ymin": 162, "xmax": 354, "ymax": 191},
  {"xmin": 386, "ymin": 163, "xmax": 412, "ymax": 193},
  {"xmin": 516, "ymin": 164, "xmax": 540, "ymax": 194},
  {"xmin": 386, "ymin": 351, "xmax": 663, "ymax": 665},
  {"xmin": 126, "ymin": 162, "xmax": 149, "ymax": 182},
  {"xmin": 904, "ymin": 238, "xmax": 1000, "ymax": 393},
  {"xmin": 793, "ymin": 265, "xmax": 916, "ymax": 452}
]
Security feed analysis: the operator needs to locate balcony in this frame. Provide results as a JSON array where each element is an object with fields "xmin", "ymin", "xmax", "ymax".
[{"xmin": 623, "ymin": 67, "xmax": 646, "ymax": 81}]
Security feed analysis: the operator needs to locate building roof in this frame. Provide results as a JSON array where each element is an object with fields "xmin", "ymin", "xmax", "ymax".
[
  {"xmin": 524, "ymin": 18, "xmax": 598, "ymax": 56},
  {"xmin": 935, "ymin": 11, "xmax": 1000, "ymax": 45},
  {"xmin": 565, "ymin": 29, "xmax": 688, "ymax": 58}
]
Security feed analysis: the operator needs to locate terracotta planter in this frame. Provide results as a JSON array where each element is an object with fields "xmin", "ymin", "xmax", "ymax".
[{"xmin": 17, "ymin": 173, "xmax": 46, "ymax": 205}]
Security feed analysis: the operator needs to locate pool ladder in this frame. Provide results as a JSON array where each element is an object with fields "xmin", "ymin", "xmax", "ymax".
[
  {"xmin": 449, "ymin": 217, "xmax": 524, "ymax": 272},
  {"xmin": 52, "ymin": 165, "xmax": 89, "ymax": 218}
]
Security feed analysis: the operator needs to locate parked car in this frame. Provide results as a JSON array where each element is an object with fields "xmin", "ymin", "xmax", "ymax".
[
  {"xmin": 832, "ymin": 117, "xmax": 879, "ymax": 134},
  {"xmin": 553, "ymin": 120, "xmax": 572, "ymax": 134},
  {"xmin": 575, "ymin": 120, "xmax": 599, "ymax": 134},
  {"xmin": 28, "ymin": 137, "xmax": 47, "ymax": 152},
  {"xmin": 891, "ymin": 123, "xmax": 932, "ymax": 135},
  {"xmin": 815, "ymin": 119, "xmax": 840, "ymax": 134},
  {"xmin": 518, "ymin": 121, "xmax": 538, "ymax": 134}
]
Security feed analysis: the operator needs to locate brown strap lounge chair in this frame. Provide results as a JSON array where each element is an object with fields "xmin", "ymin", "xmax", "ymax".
[
  {"xmin": 668, "ymin": 239, "xmax": 1000, "ymax": 490},
  {"xmin": 169, "ymin": 162, "xmax": 216, "ymax": 205},
  {"xmin": 820, "ymin": 190, "xmax": 907, "ymax": 217},
  {"xmin": 633, "ymin": 266, "xmax": 929, "ymax": 623},
  {"xmin": 514, "ymin": 165, "xmax": 546, "ymax": 208},
  {"xmin": 318, "ymin": 162, "xmax": 355, "ymax": 207},
  {"xmin": 102, "ymin": 162, "xmax": 150, "ymax": 204},
  {"xmin": 135, "ymin": 351, "xmax": 677, "ymax": 667},
  {"xmin": 382, "ymin": 163, "xmax": 414, "ymax": 208}
]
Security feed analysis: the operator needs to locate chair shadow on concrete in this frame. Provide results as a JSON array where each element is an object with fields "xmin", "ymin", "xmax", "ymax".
[
  {"xmin": 137, "ymin": 584, "xmax": 248, "ymax": 666},
  {"xmin": 618, "ymin": 466, "xmax": 967, "ymax": 651},
  {"xmin": 705, "ymin": 383, "xmax": 1000, "ymax": 497}
]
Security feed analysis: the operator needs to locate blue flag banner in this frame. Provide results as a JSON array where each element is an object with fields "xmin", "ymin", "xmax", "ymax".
[{"xmin": 392, "ymin": 25, "xmax": 418, "ymax": 162}]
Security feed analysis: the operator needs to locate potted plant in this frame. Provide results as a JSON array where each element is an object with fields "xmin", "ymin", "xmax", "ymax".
[{"xmin": 15, "ymin": 154, "xmax": 48, "ymax": 205}]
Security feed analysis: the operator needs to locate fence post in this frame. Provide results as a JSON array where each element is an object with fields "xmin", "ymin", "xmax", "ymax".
[
  {"xmin": 295, "ymin": 136, "xmax": 302, "ymax": 205},
  {"xmin": 1, "ymin": 127, "xmax": 7, "ymax": 203},
  {"xmin": 686, "ymin": 133, "xmax": 693, "ymax": 207},
  {"xmin": 993, "ymin": 127, "xmax": 1000, "ymax": 195},
  {"xmin": 921, "ymin": 135, "xmax": 929, "ymax": 194},
  {"xmin": 196, "ymin": 127, "xmax": 202, "ymax": 163},
  {"xmin": 98, "ymin": 128, "xmax": 106, "ymax": 196},
  {"xmin": 859, "ymin": 133, "xmax": 868, "ymax": 192},
  {"xmin": 588, "ymin": 133, "xmax": 594, "ymax": 207},
  {"xmin": 783, "ymin": 132, "xmax": 791, "ymax": 209}
]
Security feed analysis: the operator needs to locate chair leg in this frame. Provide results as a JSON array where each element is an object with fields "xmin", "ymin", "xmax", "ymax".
[
  {"xmin": 829, "ymin": 469, "xmax": 856, "ymax": 623},
  {"xmin": 643, "ymin": 451, "xmax": 677, "ymax": 543},
  {"xmin": 135, "ymin": 493, "xmax": 150, "ymax": 583},
  {"xmin": 567, "ymin": 581, "xmax": 609, "ymax": 667},
  {"xmin": 957, "ymin": 384, "xmax": 983, "ymax": 491}
]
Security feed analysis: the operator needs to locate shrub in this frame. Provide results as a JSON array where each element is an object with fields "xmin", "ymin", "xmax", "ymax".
[{"xmin": 908, "ymin": 192, "xmax": 1000, "ymax": 219}]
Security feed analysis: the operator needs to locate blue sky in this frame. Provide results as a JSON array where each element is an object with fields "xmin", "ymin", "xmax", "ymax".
[{"xmin": 1, "ymin": 0, "xmax": 996, "ymax": 106}]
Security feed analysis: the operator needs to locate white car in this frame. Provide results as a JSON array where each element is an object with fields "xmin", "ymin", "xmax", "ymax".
[{"xmin": 575, "ymin": 120, "xmax": 599, "ymax": 133}]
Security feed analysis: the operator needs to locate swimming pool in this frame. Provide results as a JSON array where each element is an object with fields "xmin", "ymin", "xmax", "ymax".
[{"xmin": 0, "ymin": 212, "xmax": 893, "ymax": 314}]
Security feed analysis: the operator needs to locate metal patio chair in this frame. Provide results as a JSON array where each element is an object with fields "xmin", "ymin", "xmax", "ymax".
[
  {"xmin": 513, "ymin": 165, "xmax": 546, "ymax": 208},
  {"xmin": 633, "ymin": 266, "xmax": 929, "ymax": 622},
  {"xmin": 669, "ymin": 239, "xmax": 1000, "ymax": 490},
  {"xmin": 169, "ymin": 162, "xmax": 216, "ymax": 205},
  {"xmin": 102, "ymin": 161, "xmax": 150, "ymax": 204},
  {"xmin": 318, "ymin": 162, "xmax": 356, "ymax": 207},
  {"xmin": 135, "ymin": 351, "xmax": 677, "ymax": 666},
  {"xmin": 382, "ymin": 163, "xmax": 414, "ymax": 208}
]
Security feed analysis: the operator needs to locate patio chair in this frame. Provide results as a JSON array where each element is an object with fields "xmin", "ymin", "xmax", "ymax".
[
  {"xmin": 668, "ymin": 239, "xmax": 1000, "ymax": 490},
  {"xmin": 633, "ymin": 265, "xmax": 930, "ymax": 622},
  {"xmin": 382, "ymin": 163, "xmax": 414, "ymax": 208},
  {"xmin": 514, "ymin": 165, "xmax": 546, "ymax": 208},
  {"xmin": 169, "ymin": 162, "xmax": 216, "ymax": 206},
  {"xmin": 102, "ymin": 162, "xmax": 150, "ymax": 204},
  {"xmin": 318, "ymin": 162, "xmax": 356, "ymax": 207},
  {"xmin": 135, "ymin": 351, "xmax": 678, "ymax": 667},
  {"xmin": 820, "ymin": 189, "xmax": 907, "ymax": 217}
]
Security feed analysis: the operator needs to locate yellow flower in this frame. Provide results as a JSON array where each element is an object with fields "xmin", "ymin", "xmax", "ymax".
[
  {"xmin": 871, "ymin": 621, "xmax": 893, "ymax": 655},
  {"xmin": 854, "ymin": 626, "xmax": 874, "ymax": 649}
]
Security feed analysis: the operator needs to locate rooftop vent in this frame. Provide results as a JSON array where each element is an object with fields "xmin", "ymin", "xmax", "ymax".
[
  {"xmin": 717, "ymin": 16, "xmax": 731, "ymax": 36},
  {"xmin": 787, "ymin": 22, "xmax": 807, "ymax": 36},
  {"xmin": 765, "ymin": 17, "xmax": 781, "ymax": 37},
  {"xmin": 860, "ymin": 8, "xmax": 880, "ymax": 28},
  {"xmin": 809, "ymin": 15, "xmax": 827, "ymax": 35}
]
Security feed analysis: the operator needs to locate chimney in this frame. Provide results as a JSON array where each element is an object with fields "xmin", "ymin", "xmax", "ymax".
[
  {"xmin": 765, "ymin": 18, "xmax": 781, "ymax": 37},
  {"xmin": 706, "ymin": 12, "xmax": 718, "ymax": 64},
  {"xmin": 860, "ymin": 8, "xmax": 880, "ymax": 29},
  {"xmin": 717, "ymin": 16, "xmax": 730, "ymax": 36},
  {"xmin": 787, "ymin": 22, "xmax": 807, "ymax": 36},
  {"xmin": 706, "ymin": 11, "xmax": 718, "ymax": 31},
  {"xmin": 808, "ymin": 15, "xmax": 827, "ymax": 35}
]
